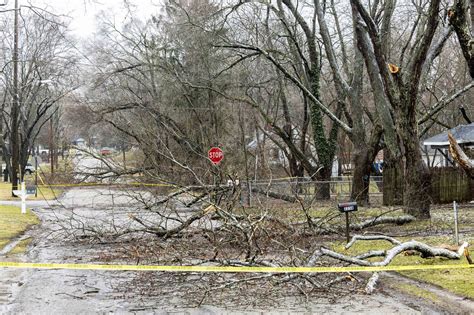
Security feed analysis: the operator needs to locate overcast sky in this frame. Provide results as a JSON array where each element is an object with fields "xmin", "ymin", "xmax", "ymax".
[{"xmin": 5, "ymin": 0, "xmax": 160, "ymax": 37}]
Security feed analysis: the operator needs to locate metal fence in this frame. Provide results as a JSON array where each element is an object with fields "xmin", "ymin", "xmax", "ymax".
[{"xmin": 238, "ymin": 176, "xmax": 384, "ymax": 206}]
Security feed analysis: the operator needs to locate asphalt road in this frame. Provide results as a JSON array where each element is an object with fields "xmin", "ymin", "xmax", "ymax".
[{"xmin": 0, "ymin": 150, "xmax": 463, "ymax": 315}]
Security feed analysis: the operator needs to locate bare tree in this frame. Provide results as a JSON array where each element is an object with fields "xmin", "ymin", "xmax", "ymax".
[
  {"xmin": 0, "ymin": 8, "xmax": 78, "ymax": 185},
  {"xmin": 349, "ymin": 0, "xmax": 473, "ymax": 218}
]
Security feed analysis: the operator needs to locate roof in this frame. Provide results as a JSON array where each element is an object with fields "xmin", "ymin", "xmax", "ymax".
[{"xmin": 423, "ymin": 123, "xmax": 474, "ymax": 148}]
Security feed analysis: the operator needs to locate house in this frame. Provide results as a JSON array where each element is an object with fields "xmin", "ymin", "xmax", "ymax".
[
  {"xmin": 422, "ymin": 123, "xmax": 474, "ymax": 166},
  {"xmin": 73, "ymin": 138, "xmax": 86, "ymax": 148},
  {"xmin": 246, "ymin": 126, "xmax": 340, "ymax": 176},
  {"xmin": 421, "ymin": 123, "xmax": 474, "ymax": 203}
]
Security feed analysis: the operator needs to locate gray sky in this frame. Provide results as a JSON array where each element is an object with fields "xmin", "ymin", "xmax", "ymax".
[{"xmin": 8, "ymin": 0, "xmax": 160, "ymax": 37}]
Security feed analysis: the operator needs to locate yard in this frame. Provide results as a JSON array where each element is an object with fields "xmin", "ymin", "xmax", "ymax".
[
  {"xmin": 0, "ymin": 205, "xmax": 39, "ymax": 251},
  {"xmin": 0, "ymin": 182, "xmax": 61, "ymax": 201}
]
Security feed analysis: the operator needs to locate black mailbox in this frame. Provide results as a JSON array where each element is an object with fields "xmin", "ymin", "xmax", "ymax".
[
  {"xmin": 26, "ymin": 186, "xmax": 37, "ymax": 195},
  {"xmin": 338, "ymin": 202, "xmax": 358, "ymax": 212}
]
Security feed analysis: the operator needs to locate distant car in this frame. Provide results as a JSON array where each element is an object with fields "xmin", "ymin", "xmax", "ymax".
[
  {"xmin": 100, "ymin": 147, "xmax": 113, "ymax": 156},
  {"xmin": 25, "ymin": 163, "xmax": 35, "ymax": 175}
]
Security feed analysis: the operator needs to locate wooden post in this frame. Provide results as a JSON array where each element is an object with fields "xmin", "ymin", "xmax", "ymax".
[
  {"xmin": 34, "ymin": 155, "xmax": 38, "ymax": 197},
  {"xmin": 345, "ymin": 212, "xmax": 350, "ymax": 243},
  {"xmin": 453, "ymin": 200, "xmax": 459, "ymax": 245}
]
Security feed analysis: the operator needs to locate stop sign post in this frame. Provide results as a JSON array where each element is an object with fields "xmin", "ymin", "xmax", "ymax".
[{"xmin": 208, "ymin": 147, "xmax": 224, "ymax": 165}]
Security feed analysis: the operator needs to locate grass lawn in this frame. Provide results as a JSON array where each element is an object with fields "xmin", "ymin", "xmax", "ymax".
[
  {"xmin": 0, "ymin": 182, "xmax": 61, "ymax": 200},
  {"xmin": 0, "ymin": 205, "xmax": 39, "ymax": 250},
  {"xmin": 331, "ymin": 234, "xmax": 474, "ymax": 299},
  {"xmin": 36, "ymin": 158, "xmax": 74, "ymax": 175},
  {"xmin": 8, "ymin": 237, "xmax": 33, "ymax": 255}
]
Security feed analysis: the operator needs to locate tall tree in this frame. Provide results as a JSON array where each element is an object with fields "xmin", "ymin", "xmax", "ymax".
[
  {"xmin": 350, "ymin": 0, "xmax": 442, "ymax": 218},
  {"xmin": 449, "ymin": 0, "xmax": 474, "ymax": 78},
  {"xmin": 0, "ymin": 9, "xmax": 78, "ymax": 185}
]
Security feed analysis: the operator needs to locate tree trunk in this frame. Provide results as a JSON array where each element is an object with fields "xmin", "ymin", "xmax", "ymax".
[
  {"xmin": 288, "ymin": 155, "xmax": 304, "ymax": 194},
  {"xmin": 351, "ymin": 126, "xmax": 382, "ymax": 205},
  {"xmin": 314, "ymin": 163, "xmax": 332, "ymax": 199},
  {"xmin": 402, "ymin": 130, "xmax": 431, "ymax": 219},
  {"xmin": 449, "ymin": 0, "xmax": 474, "ymax": 78},
  {"xmin": 382, "ymin": 152, "xmax": 404, "ymax": 206},
  {"xmin": 351, "ymin": 148, "xmax": 372, "ymax": 205}
]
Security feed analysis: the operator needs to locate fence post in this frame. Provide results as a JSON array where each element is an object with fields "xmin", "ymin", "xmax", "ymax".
[
  {"xmin": 248, "ymin": 182, "xmax": 251, "ymax": 207},
  {"xmin": 453, "ymin": 200, "xmax": 459, "ymax": 245}
]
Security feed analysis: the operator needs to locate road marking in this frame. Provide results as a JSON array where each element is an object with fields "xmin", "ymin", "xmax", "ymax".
[{"xmin": 0, "ymin": 262, "xmax": 472, "ymax": 273}]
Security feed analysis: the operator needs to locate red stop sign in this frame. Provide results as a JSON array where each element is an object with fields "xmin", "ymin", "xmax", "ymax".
[{"xmin": 208, "ymin": 147, "xmax": 224, "ymax": 165}]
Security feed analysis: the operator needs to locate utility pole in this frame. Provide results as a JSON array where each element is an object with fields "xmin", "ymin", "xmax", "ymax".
[{"xmin": 11, "ymin": 0, "xmax": 19, "ymax": 196}]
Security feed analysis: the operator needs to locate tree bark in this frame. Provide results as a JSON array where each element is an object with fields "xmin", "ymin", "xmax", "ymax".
[
  {"xmin": 401, "ymin": 101, "xmax": 432, "ymax": 218},
  {"xmin": 448, "ymin": 132, "xmax": 474, "ymax": 178},
  {"xmin": 449, "ymin": 0, "xmax": 474, "ymax": 78},
  {"xmin": 350, "ymin": 149, "xmax": 370, "ymax": 205},
  {"xmin": 351, "ymin": 126, "xmax": 382, "ymax": 205},
  {"xmin": 314, "ymin": 164, "xmax": 332, "ymax": 199},
  {"xmin": 382, "ymin": 152, "xmax": 404, "ymax": 205}
]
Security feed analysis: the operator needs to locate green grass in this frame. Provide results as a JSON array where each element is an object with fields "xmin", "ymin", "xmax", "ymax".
[
  {"xmin": 0, "ymin": 182, "xmax": 61, "ymax": 200},
  {"xmin": 0, "ymin": 205, "xmax": 39, "ymax": 250},
  {"xmin": 8, "ymin": 237, "xmax": 33, "ymax": 255},
  {"xmin": 394, "ymin": 283, "xmax": 441, "ymax": 303},
  {"xmin": 331, "ymin": 235, "xmax": 474, "ymax": 299},
  {"xmin": 36, "ymin": 158, "xmax": 74, "ymax": 175}
]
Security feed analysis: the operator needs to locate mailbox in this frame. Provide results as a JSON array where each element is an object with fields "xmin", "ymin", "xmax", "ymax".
[
  {"xmin": 26, "ymin": 186, "xmax": 37, "ymax": 195},
  {"xmin": 338, "ymin": 201, "xmax": 358, "ymax": 212},
  {"xmin": 338, "ymin": 201, "xmax": 358, "ymax": 243}
]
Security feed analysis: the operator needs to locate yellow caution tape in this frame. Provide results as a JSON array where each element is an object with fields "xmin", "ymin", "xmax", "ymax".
[
  {"xmin": 36, "ymin": 182, "xmax": 176, "ymax": 188},
  {"xmin": 32, "ymin": 175, "xmax": 352, "ymax": 188},
  {"xmin": 0, "ymin": 262, "xmax": 472, "ymax": 273}
]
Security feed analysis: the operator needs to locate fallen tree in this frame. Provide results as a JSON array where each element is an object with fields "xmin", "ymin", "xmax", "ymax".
[
  {"xmin": 250, "ymin": 186, "xmax": 298, "ymax": 203},
  {"xmin": 448, "ymin": 132, "xmax": 474, "ymax": 178},
  {"xmin": 319, "ymin": 235, "xmax": 471, "ymax": 266}
]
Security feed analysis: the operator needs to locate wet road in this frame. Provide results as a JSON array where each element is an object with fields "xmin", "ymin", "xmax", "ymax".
[{"xmin": 0, "ymin": 188, "xmax": 462, "ymax": 314}]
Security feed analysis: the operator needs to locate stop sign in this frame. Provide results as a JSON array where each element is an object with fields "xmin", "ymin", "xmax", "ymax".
[{"xmin": 208, "ymin": 147, "xmax": 224, "ymax": 165}]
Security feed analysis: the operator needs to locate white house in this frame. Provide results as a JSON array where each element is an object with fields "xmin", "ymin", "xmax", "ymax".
[
  {"xmin": 422, "ymin": 123, "xmax": 474, "ymax": 166},
  {"xmin": 246, "ymin": 126, "xmax": 340, "ymax": 176}
]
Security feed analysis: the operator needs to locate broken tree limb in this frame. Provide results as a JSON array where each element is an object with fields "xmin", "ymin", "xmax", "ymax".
[
  {"xmin": 251, "ymin": 186, "xmax": 297, "ymax": 203},
  {"xmin": 346, "ymin": 235, "xmax": 401, "ymax": 249},
  {"xmin": 350, "ymin": 215, "xmax": 415, "ymax": 231},
  {"xmin": 155, "ymin": 187, "xmax": 191, "ymax": 205},
  {"xmin": 320, "ymin": 240, "xmax": 470, "ymax": 266},
  {"xmin": 129, "ymin": 210, "xmax": 207, "ymax": 239},
  {"xmin": 365, "ymin": 272, "xmax": 379, "ymax": 294},
  {"xmin": 184, "ymin": 192, "xmax": 209, "ymax": 207},
  {"xmin": 300, "ymin": 215, "xmax": 415, "ymax": 236},
  {"xmin": 320, "ymin": 247, "xmax": 372, "ymax": 266},
  {"xmin": 448, "ymin": 132, "xmax": 474, "ymax": 178},
  {"xmin": 355, "ymin": 250, "xmax": 386, "ymax": 260}
]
